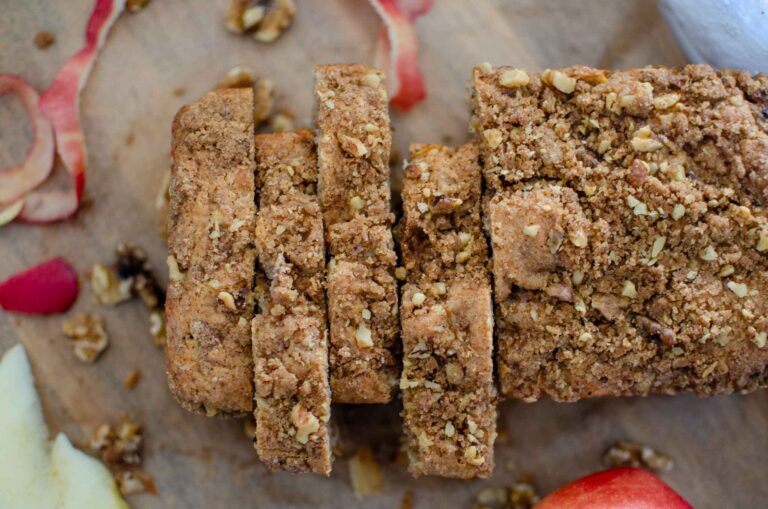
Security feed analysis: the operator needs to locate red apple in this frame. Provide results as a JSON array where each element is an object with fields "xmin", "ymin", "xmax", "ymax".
[{"xmin": 536, "ymin": 467, "xmax": 693, "ymax": 509}]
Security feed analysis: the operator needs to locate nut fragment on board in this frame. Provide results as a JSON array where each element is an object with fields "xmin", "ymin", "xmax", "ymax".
[
  {"xmin": 349, "ymin": 446, "xmax": 382, "ymax": 499},
  {"xmin": 603, "ymin": 440, "xmax": 674, "ymax": 473},
  {"xmin": 34, "ymin": 31, "xmax": 55, "ymax": 49},
  {"xmin": 225, "ymin": 0, "xmax": 296, "ymax": 42},
  {"xmin": 91, "ymin": 420, "xmax": 155, "ymax": 496},
  {"xmin": 126, "ymin": 0, "xmax": 150, "ymax": 13},
  {"xmin": 61, "ymin": 314, "xmax": 110, "ymax": 363},
  {"xmin": 472, "ymin": 478, "xmax": 540, "ymax": 509}
]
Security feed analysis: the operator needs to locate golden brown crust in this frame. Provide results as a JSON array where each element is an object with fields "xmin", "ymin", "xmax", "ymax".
[
  {"xmin": 398, "ymin": 144, "xmax": 497, "ymax": 478},
  {"xmin": 472, "ymin": 64, "xmax": 768, "ymax": 401},
  {"xmin": 165, "ymin": 88, "xmax": 256, "ymax": 417},
  {"xmin": 252, "ymin": 131, "xmax": 332, "ymax": 475},
  {"xmin": 315, "ymin": 64, "xmax": 399, "ymax": 403}
]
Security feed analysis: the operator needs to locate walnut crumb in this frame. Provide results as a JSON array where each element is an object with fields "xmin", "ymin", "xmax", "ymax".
[
  {"xmin": 226, "ymin": 0, "xmax": 295, "ymax": 43},
  {"xmin": 62, "ymin": 314, "xmax": 109, "ymax": 363},
  {"xmin": 34, "ymin": 31, "xmax": 55, "ymax": 49},
  {"xmin": 123, "ymin": 370, "xmax": 141, "ymax": 390},
  {"xmin": 126, "ymin": 0, "xmax": 150, "ymax": 13},
  {"xmin": 349, "ymin": 446, "xmax": 382, "ymax": 499},
  {"xmin": 603, "ymin": 440, "xmax": 673, "ymax": 473},
  {"xmin": 91, "ymin": 420, "xmax": 154, "ymax": 496}
]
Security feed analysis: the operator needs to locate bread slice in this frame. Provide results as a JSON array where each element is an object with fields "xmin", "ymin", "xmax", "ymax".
[
  {"xmin": 165, "ymin": 88, "xmax": 256, "ymax": 416},
  {"xmin": 398, "ymin": 143, "xmax": 497, "ymax": 478},
  {"xmin": 252, "ymin": 130, "xmax": 332, "ymax": 475},
  {"xmin": 314, "ymin": 64, "xmax": 399, "ymax": 403}
]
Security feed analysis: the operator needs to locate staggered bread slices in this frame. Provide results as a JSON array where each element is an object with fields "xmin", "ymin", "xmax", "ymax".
[{"xmin": 166, "ymin": 63, "xmax": 768, "ymax": 477}]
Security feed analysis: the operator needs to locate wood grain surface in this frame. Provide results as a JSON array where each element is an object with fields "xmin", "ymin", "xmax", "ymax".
[{"xmin": 1, "ymin": 1, "xmax": 766, "ymax": 507}]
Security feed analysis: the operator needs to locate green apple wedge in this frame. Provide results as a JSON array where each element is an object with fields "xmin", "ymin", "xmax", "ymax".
[
  {"xmin": 51, "ymin": 433, "xmax": 128, "ymax": 509},
  {"xmin": 0, "ymin": 343, "xmax": 128, "ymax": 509}
]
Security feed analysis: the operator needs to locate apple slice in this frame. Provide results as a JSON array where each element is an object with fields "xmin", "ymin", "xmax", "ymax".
[
  {"xmin": 0, "ymin": 344, "xmax": 128, "ymax": 509},
  {"xmin": 536, "ymin": 467, "xmax": 693, "ymax": 509},
  {"xmin": 51, "ymin": 434, "xmax": 128, "ymax": 509},
  {"xmin": 0, "ymin": 344, "xmax": 59, "ymax": 509}
]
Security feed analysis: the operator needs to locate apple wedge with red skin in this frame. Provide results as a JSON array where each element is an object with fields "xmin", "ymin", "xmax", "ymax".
[{"xmin": 536, "ymin": 468, "xmax": 693, "ymax": 509}]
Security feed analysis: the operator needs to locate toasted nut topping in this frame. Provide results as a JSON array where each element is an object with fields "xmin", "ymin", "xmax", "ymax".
[
  {"xmin": 483, "ymin": 128, "xmax": 503, "ymax": 149},
  {"xmin": 338, "ymin": 134, "xmax": 368, "ymax": 157},
  {"xmin": 417, "ymin": 202, "xmax": 429, "ymax": 214},
  {"xmin": 349, "ymin": 195, "xmax": 364, "ymax": 211},
  {"xmin": 569, "ymin": 230, "xmax": 588, "ymax": 248},
  {"xmin": 754, "ymin": 332, "xmax": 767, "ymax": 348},
  {"xmin": 572, "ymin": 271, "xmax": 584, "ymax": 285},
  {"xmin": 395, "ymin": 267, "xmax": 407, "ymax": 280},
  {"xmin": 718, "ymin": 264, "xmax": 735, "ymax": 277},
  {"xmin": 757, "ymin": 232, "xmax": 768, "ymax": 252},
  {"xmin": 458, "ymin": 232, "xmax": 472, "ymax": 245},
  {"xmin": 167, "ymin": 255, "xmax": 185, "ymax": 281},
  {"xmin": 411, "ymin": 292, "xmax": 427, "ymax": 306},
  {"xmin": 651, "ymin": 236, "xmax": 666, "ymax": 258},
  {"xmin": 700, "ymin": 245, "xmax": 718, "ymax": 261},
  {"xmin": 653, "ymin": 93, "xmax": 680, "ymax": 110},
  {"xmin": 217, "ymin": 291, "xmax": 237, "ymax": 310},
  {"xmin": 361, "ymin": 308, "xmax": 372, "ymax": 320},
  {"xmin": 290, "ymin": 404, "xmax": 320, "ymax": 444},
  {"xmin": 361, "ymin": 72, "xmax": 381, "ymax": 88},
  {"xmin": 434, "ymin": 282, "xmax": 447, "ymax": 295},
  {"xmin": 444, "ymin": 422, "xmax": 456, "ymax": 437},
  {"xmin": 523, "ymin": 224, "xmax": 541, "ymax": 237},
  {"xmin": 622, "ymin": 280, "xmax": 637, "ymax": 298},
  {"xmin": 477, "ymin": 61, "xmax": 493, "ymax": 74},
  {"xmin": 726, "ymin": 281, "xmax": 747, "ymax": 298},
  {"xmin": 418, "ymin": 431, "xmax": 434, "ymax": 449},
  {"xmin": 455, "ymin": 250, "xmax": 471, "ymax": 264},
  {"xmin": 631, "ymin": 126, "xmax": 664, "ymax": 152},
  {"xmin": 542, "ymin": 69, "xmax": 576, "ymax": 94},
  {"xmin": 499, "ymin": 69, "xmax": 530, "ymax": 88},
  {"xmin": 671, "ymin": 204, "xmax": 686, "ymax": 220},
  {"xmin": 463, "ymin": 445, "xmax": 485, "ymax": 465},
  {"xmin": 355, "ymin": 324, "xmax": 373, "ymax": 348}
]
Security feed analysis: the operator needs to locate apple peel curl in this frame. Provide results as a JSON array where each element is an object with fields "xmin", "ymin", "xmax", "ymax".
[
  {"xmin": 369, "ymin": 0, "xmax": 432, "ymax": 111},
  {"xmin": 0, "ymin": 75, "xmax": 55, "ymax": 205},
  {"xmin": 19, "ymin": 0, "xmax": 126, "ymax": 223}
]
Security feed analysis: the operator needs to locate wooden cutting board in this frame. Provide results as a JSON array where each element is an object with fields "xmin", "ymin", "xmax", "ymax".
[{"xmin": 1, "ymin": 1, "xmax": 766, "ymax": 507}]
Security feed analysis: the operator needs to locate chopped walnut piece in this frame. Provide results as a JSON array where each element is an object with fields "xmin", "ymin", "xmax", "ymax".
[
  {"xmin": 91, "ymin": 263, "xmax": 133, "ymax": 306},
  {"xmin": 226, "ymin": 0, "xmax": 295, "ymax": 42},
  {"xmin": 338, "ymin": 134, "xmax": 369, "ymax": 158},
  {"xmin": 349, "ymin": 446, "xmax": 383, "ymax": 499},
  {"xmin": 34, "ymin": 31, "xmax": 55, "ymax": 49},
  {"xmin": 542, "ymin": 69, "xmax": 576, "ymax": 94},
  {"xmin": 216, "ymin": 65, "xmax": 255, "ymax": 89},
  {"xmin": 508, "ymin": 481, "xmax": 540, "ymax": 509},
  {"xmin": 499, "ymin": 69, "xmax": 530, "ymax": 88},
  {"xmin": 270, "ymin": 111, "xmax": 295, "ymax": 132},
  {"xmin": 254, "ymin": 79, "xmax": 275, "ymax": 125},
  {"xmin": 603, "ymin": 440, "xmax": 674, "ymax": 473},
  {"xmin": 91, "ymin": 420, "xmax": 154, "ymax": 496},
  {"xmin": 62, "ymin": 314, "xmax": 109, "ymax": 363}
]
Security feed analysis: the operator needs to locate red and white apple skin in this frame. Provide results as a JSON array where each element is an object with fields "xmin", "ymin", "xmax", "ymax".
[{"xmin": 536, "ymin": 467, "xmax": 693, "ymax": 509}]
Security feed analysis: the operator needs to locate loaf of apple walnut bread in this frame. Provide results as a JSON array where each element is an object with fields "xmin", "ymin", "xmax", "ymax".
[{"xmin": 472, "ymin": 63, "xmax": 768, "ymax": 401}]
